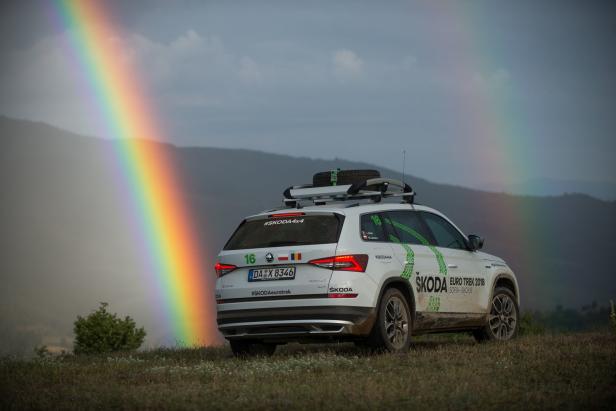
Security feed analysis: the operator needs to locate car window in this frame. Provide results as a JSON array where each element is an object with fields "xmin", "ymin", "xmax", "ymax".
[
  {"xmin": 224, "ymin": 214, "xmax": 343, "ymax": 250},
  {"xmin": 360, "ymin": 213, "xmax": 387, "ymax": 242},
  {"xmin": 421, "ymin": 212, "xmax": 467, "ymax": 250},
  {"xmin": 382, "ymin": 211, "xmax": 433, "ymax": 246}
]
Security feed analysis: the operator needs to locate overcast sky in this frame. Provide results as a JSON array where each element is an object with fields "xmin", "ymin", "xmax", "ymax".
[{"xmin": 1, "ymin": 0, "xmax": 614, "ymax": 191}]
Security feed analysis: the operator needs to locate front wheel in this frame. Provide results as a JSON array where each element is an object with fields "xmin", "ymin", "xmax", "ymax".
[
  {"xmin": 365, "ymin": 287, "xmax": 412, "ymax": 352},
  {"xmin": 229, "ymin": 340, "xmax": 276, "ymax": 357},
  {"xmin": 474, "ymin": 287, "xmax": 519, "ymax": 342}
]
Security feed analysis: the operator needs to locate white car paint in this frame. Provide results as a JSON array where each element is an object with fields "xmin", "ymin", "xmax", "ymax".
[{"xmin": 215, "ymin": 202, "xmax": 519, "ymax": 342}]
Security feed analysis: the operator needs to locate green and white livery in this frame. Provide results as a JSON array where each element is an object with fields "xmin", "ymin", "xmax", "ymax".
[{"xmin": 215, "ymin": 170, "xmax": 520, "ymax": 355}]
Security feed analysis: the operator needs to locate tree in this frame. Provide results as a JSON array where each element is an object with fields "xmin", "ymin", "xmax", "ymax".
[{"xmin": 73, "ymin": 302, "xmax": 146, "ymax": 354}]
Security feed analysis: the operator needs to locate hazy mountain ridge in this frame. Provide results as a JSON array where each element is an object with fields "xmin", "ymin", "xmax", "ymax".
[
  {"xmin": 477, "ymin": 178, "xmax": 616, "ymax": 202},
  {"xmin": 1, "ymin": 116, "xmax": 615, "ymax": 355}
]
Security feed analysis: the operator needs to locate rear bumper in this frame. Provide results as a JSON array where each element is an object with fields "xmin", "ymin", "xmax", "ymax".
[{"xmin": 217, "ymin": 305, "xmax": 376, "ymax": 341}]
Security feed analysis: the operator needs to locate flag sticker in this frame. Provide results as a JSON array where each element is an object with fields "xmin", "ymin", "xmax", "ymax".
[{"xmin": 277, "ymin": 252, "xmax": 301, "ymax": 261}]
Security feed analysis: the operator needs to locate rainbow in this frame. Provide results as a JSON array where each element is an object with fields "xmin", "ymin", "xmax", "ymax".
[
  {"xmin": 424, "ymin": 2, "xmax": 541, "ymax": 299},
  {"xmin": 51, "ymin": 0, "xmax": 219, "ymax": 346}
]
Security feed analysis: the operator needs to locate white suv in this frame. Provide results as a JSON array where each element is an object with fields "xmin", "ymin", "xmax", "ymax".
[{"xmin": 215, "ymin": 170, "xmax": 520, "ymax": 355}]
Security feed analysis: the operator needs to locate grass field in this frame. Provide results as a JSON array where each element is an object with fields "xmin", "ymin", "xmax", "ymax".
[{"xmin": 1, "ymin": 332, "xmax": 615, "ymax": 410}]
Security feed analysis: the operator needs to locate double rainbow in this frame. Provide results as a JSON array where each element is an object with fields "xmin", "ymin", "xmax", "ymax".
[
  {"xmin": 48, "ymin": 0, "xmax": 544, "ymax": 343},
  {"xmin": 52, "ymin": 0, "xmax": 218, "ymax": 345}
]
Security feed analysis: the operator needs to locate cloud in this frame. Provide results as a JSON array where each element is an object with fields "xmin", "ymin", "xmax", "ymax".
[
  {"xmin": 126, "ymin": 30, "xmax": 231, "ymax": 88},
  {"xmin": 0, "ymin": 29, "xmax": 269, "ymax": 136},
  {"xmin": 332, "ymin": 49, "xmax": 363, "ymax": 79}
]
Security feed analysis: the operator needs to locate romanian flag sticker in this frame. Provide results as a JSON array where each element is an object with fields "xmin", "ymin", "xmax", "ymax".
[{"xmin": 278, "ymin": 252, "xmax": 302, "ymax": 261}]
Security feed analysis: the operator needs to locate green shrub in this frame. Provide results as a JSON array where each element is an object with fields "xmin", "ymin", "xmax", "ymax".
[
  {"xmin": 33, "ymin": 345, "xmax": 51, "ymax": 359},
  {"xmin": 73, "ymin": 302, "xmax": 146, "ymax": 355},
  {"xmin": 518, "ymin": 312, "xmax": 545, "ymax": 336},
  {"xmin": 610, "ymin": 300, "xmax": 616, "ymax": 333}
]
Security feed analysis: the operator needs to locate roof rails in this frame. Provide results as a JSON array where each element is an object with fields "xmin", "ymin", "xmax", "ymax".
[{"xmin": 282, "ymin": 177, "xmax": 415, "ymax": 207}]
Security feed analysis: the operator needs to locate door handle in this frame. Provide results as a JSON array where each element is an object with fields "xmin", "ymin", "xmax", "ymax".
[{"xmin": 447, "ymin": 264, "xmax": 458, "ymax": 269}]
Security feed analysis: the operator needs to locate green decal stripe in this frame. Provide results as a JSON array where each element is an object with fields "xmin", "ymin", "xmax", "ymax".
[
  {"xmin": 427, "ymin": 296, "xmax": 441, "ymax": 312},
  {"xmin": 371, "ymin": 214, "xmax": 382, "ymax": 226},
  {"xmin": 389, "ymin": 234, "xmax": 414, "ymax": 280},
  {"xmin": 385, "ymin": 218, "xmax": 448, "ymax": 275}
]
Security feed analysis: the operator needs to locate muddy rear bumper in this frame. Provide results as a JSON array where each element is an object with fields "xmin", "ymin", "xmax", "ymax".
[{"xmin": 217, "ymin": 306, "xmax": 376, "ymax": 341}]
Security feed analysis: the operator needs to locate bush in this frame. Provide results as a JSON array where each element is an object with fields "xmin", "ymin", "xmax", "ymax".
[
  {"xmin": 33, "ymin": 345, "xmax": 51, "ymax": 359},
  {"xmin": 73, "ymin": 302, "xmax": 146, "ymax": 355}
]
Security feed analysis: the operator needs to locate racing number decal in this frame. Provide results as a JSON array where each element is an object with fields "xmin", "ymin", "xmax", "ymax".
[{"xmin": 244, "ymin": 253, "xmax": 256, "ymax": 264}]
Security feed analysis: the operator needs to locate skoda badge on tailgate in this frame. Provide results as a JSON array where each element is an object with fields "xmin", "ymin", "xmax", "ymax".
[{"xmin": 265, "ymin": 252, "xmax": 274, "ymax": 263}]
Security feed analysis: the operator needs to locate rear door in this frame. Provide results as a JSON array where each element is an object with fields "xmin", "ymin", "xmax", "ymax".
[
  {"xmin": 217, "ymin": 212, "xmax": 344, "ymax": 302},
  {"xmin": 381, "ymin": 210, "xmax": 444, "ymax": 313}
]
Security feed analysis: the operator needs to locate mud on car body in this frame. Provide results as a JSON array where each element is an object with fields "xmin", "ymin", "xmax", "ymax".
[{"xmin": 215, "ymin": 170, "xmax": 520, "ymax": 356}]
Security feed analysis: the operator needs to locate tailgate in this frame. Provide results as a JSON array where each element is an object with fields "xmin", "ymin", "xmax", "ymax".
[{"xmin": 217, "ymin": 212, "xmax": 344, "ymax": 302}]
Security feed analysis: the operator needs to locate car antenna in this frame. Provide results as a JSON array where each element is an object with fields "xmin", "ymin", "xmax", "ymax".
[{"xmin": 401, "ymin": 149, "xmax": 406, "ymax": 187}]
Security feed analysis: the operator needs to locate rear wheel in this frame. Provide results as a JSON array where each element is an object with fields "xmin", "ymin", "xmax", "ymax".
[
  {"xmin": 365, "ymin": 288, "xmax": 412, "ymax": 353},
  {"xmin": 474, "ymin": 287, "xmax": 519, "ymax": 342},
  {"xmin": 229, "ymin": 340, "xmax": 277, "ymax": 357}
]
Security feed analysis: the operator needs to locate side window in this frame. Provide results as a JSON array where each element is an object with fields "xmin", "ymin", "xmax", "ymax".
[
  {"xmin": 383, "ymin": 211, "xmax": 433, "ymax": 246},
  {"xmin": 421, "ymin": 212, "xmax": 467, "ymax": 250},
  {"xmin": 360, "ymin": 213, "xmax": 387, "ymax": 242}
]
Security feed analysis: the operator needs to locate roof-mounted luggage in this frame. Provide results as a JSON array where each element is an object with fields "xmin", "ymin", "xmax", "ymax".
[
  {"xmin": 282, "ymin": 169, "xmax": 415, "ymax": 207},
  {"xmin": 312, "ymin": 169, "xmax": 381, "ymax": 188}
]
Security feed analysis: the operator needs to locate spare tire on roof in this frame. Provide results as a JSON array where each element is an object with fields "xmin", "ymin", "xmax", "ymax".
[{"xmin": 312, "ymin": 169, "xmax": 381, "ymax": 187}]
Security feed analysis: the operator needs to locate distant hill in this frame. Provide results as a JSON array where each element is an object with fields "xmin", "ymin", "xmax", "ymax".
[
  {"xmin": 478, "ymin": 178, "xmax": 616, "ymax": 202},
  {"xmin": 1, "ymin": 115, "xmax": 615, "ymax": 354}
]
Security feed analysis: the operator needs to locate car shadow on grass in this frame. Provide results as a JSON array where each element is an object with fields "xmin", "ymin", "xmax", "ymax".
[{"xmin": 262, "ymin": 334, "xmax": 479, "ymax": 358}]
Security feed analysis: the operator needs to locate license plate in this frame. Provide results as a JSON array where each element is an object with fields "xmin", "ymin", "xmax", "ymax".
[{"xmin": 248, "ymin": 267, "xmax": 296, "ymax": 282}]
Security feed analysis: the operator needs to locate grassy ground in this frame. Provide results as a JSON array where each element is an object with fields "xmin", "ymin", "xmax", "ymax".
[{"xmin": 1, "ymin": 332, "xmax": 615, "ymax": 410}]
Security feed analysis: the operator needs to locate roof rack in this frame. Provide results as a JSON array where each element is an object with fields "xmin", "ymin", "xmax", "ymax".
[{"xmin": 282, "ymin": 178, "xmax": 415, "ymax": 207}]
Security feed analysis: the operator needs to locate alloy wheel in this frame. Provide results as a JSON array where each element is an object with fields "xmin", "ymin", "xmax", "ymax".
[
  {"xmin": 384, "ymin": 295, "xmax": 409, "ymax": 349},
  {"xmin": 488, "ymin": 293, "xmax": 517, "ymax": 340}
]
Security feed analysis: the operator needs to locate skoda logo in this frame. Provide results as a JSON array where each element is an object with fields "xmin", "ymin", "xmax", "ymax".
[{"xmin": 265, "ymin": 252, "xmax": 274, "ymax": 263}]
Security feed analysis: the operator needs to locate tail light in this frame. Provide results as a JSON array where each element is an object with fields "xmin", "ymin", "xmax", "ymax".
[
  {"xmin": 214, "ymin": 262, "xmax": 236, "ymax": 278},
  {"xmin": 308, "ymin": 254, "xmax": 369, "ymax": 272}
]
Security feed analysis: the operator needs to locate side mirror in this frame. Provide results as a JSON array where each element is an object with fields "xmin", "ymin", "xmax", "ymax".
[{"xmin": 467, "ymin": 234, "xmax": 484, "ymax": 251}]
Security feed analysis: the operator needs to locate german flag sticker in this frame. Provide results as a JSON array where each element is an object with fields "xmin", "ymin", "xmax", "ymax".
[{"xmin": 290, "ymin": 252, "xmax": 302, "ymax": 261}]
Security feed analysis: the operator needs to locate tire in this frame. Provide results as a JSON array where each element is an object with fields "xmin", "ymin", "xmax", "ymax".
[
  {"xmin": 312, "ymin": 169, "xmax": 381, "ymax": 187},
  {"xmin": 364, "ymin": 287, "xmax": 412, "ymax": 353},
  {"xmin": 229, "ymin": 340, "xmax": 277, "ymax": 357},
  {"xmin": 474, "ymin": 287, "xmax": 519, "ymax": 342}
]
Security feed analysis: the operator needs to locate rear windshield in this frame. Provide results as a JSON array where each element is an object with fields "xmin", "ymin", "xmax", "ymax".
[{"xmin": 224, "ymin": 214, "xmax": 344, "ymax": 250}]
